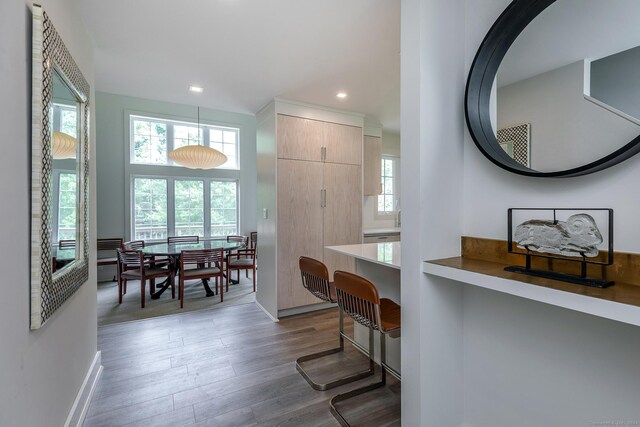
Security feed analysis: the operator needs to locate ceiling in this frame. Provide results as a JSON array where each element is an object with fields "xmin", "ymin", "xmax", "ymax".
[
  {"xmin": 498, "ymin": 0, "xmax": 640, "ymax": 88},
  {"xmin": 79, "ymin": 0, "xmax": 401, "ymax": 131}
]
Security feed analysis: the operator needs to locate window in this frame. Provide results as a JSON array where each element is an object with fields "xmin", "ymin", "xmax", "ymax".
[
  {"xmin": 211, "ymin": 181, "xmax": 238, "ymax": 236},
  {"xmin": 175, "ymin": 180, "xmax": 204, "ymax": 236},
  {"xmin": 130, "ymin": 115, "xmax": 239, "ymax": 169},
  {"xmin": 53, "ymin": 103, "xmax": 78, "ymax": 138},
  {"xmin": 132, "ymin": 176, "xmax": 238, "ymax": 240},
  {"xmin": 57, "ymin": 172, "xmax": 77, "ymax": 241},
  {"xmin": 377, "ymin": 156, "xmax": 398, "ymax": 216},
  {"xmin": 133, "ymin": 178, "xmax": 168, "ymax": 240}
]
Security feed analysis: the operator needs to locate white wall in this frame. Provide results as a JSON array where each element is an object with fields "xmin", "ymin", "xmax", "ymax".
[
  {"xmin": 0, "ymin": 0, "xmax": 98, "ymax": 425},
  {"xmin": 402, "ymin": 0, "xmax": 640, "ymax": 425},
  {"xmin": 462, "ymin": 0, "xmax": 640, "ymax": 425},
  {"xmin": 401, "ymin": 0, "xmax": 465, "ymax": 425},
  {"xmin": 498, "ymin": 61, "xmax": 639, "ymax": 171}
]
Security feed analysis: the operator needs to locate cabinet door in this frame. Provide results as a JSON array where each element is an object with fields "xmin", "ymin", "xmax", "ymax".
[
  {"xmin": 363, "ymin": 136, "xmax": 382, "ymax": 196},
  {"xmin": 323, "ymin": 163, "xmax": 362, "ymax": 281},
  {"xmin": 277, "ymin": 159, "xmax": 325, "ymax": 310},
  {"xmin": 277, "ymin": 114, "xmax": 324, "ymax": 162},
  {"xmin": 324, "ymin": 122, "xmax": 362, "ymax": 165}
]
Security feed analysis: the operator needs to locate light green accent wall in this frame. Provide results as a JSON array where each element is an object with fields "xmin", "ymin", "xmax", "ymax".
[{"xmin": 96, "ymin": 92, "xmax": 257, "ymax": 241}]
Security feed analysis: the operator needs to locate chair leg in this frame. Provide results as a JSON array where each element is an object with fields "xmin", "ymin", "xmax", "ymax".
[
  {"xmin": 221, "ymin": 272, "xmax": 225, "ymax": 303},
  {"xmin": 179, "ymin": 277, "xmax": 184, "ymax": 309},
  {"xmin": 123, "ymin": 279, "xmax": 127, "ymax": 294},
  {"xmin": 171, "ymin": 272, "xmax": 175, "ymax": 299},
  {"xmin": 252, "ymin": 267, "xmax": 256, "ymax": 292},
  {"xmin": 246, "ymin": 269, "xmax": 249, "ymax": 278},
  {"xmin": 118, "ymin": 277, "xmax": 123, "ymax": 304},
  {"xmin": 296, "ymin": 308, "xmax": 375, "ymax": 391},
  {"xmin": 329, "ymin": 329, "xmax": 386, "ymax": 427},
  {"xmin": 140, "ymin": 279, "xmax": 146, "ymax": 308}
]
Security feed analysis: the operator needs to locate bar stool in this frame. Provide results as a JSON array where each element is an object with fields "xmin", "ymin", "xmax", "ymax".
[
  {"xmin": 329, "ymin": 270, "xmax": 401, "ymax": 427},
  {"xmin": 296, "ymin": 257, "xmax": 375, "ymax": 391}
]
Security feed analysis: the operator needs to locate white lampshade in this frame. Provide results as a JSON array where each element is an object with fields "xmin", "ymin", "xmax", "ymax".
[
  {"xmin": 168, "ymin": 145, "xmax": 227, "ymax": 169},
  {"xmin": 52, "ymin": 131, "xmax": 77, "ymax": 159}
]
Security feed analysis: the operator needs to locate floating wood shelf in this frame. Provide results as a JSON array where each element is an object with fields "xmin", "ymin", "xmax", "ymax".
[{"xmin": 423, "ymin": 237, "xmax": 640, "ymax": 327}]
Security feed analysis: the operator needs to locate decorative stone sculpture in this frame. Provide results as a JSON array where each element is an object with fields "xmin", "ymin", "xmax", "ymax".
[{"xmin": 514, "ymin": 214, "xmax": 603, "ymax": 257}]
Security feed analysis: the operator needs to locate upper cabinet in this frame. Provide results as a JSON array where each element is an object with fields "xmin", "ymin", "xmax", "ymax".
[
  {"xmin": 276, "ymin": 114, "xmax": 362, "ymax": 165},
  {"xmin": 277, "ymin": 114, "xmax": 324, "ymax": 161},
  {"xmin": 363, "ymin": 135, "xmax": 382, "ymax": 196},
  {"xmin": 324, "ymin": 122, "xmax": 362, "ymax": 165}
]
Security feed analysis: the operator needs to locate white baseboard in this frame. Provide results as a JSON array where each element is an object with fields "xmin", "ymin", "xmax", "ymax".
[
  {"xmin": 255, "ymin": 300, "xmax": 279, "ymax": 322},
  {"xmin": 64, "ymin": 351, "xmax": 103, "ymax": 427},
  {"xmin": 278, "ymin": 301, "xmax": 336, "ymax": 318}
]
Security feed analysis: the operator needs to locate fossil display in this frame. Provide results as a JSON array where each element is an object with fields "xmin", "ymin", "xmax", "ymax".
[{"xmin": 514, "ymin": 214, "xmax": 603, "ymax": 258}]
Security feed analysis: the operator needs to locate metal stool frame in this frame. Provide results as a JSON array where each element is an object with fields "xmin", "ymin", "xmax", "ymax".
[
  {"xmin": 329, "ymin": 270, "xmax": 401, "ymax": 427},
  {"xmin": 295, "ymin": 257, "xmax": 375, "ymax": 391}
]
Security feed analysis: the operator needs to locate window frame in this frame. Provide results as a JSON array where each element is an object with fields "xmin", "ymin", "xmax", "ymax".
[
  {"xmin": 130, "ymin": 174, "xmax": 240, "ymax": 242},
  {"xmin": 375, "ymin": 155, "xmax": 399, "ymax": 218},
  {"xmin": 129, "ymin": 114, "xmax": 241, "ymax": 170}
]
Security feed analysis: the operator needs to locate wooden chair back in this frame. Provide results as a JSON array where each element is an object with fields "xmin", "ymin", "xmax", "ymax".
[
  {"xmin": 299, "ymin": 256, "xmax": 332, "ymax": 303},
  {"xmin": 59, "ymin": 240, "xmax": 76, "ymax": 249},
  {"xmin": 117, "ymin": 249, "xmax": 144, "ymax": 270},
  {"xmin": 334, "ymin": 271, "xmax": 381, "ymax": 330},
  {"xmin": 124, "ymin": 240, "xmax": 145, "ymax": 250},
  {"xmin": 250, "ymin": 232, "xmax": 257, "ymax": 249},
  {"xmin": 168, "ymin": 235, "xmax": 199, "ymax": 244},
  {"xmin": 180, "ymin": 248, "xmax": 224, "ymax": 270},
  {"xmin": 98, "ymin": 237, "xmax": 123, "ymax": 251}
]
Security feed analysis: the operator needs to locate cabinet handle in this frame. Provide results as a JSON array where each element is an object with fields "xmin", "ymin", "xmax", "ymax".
[
  {"xmin": 378, "ymin": 236, "xmax": 388, "ymax": 240},
  {"xmin": 323, "ymin": 189, "xmax": 327, "ymax": 207},
  {"xmin": 321, "ymin": 146, "xmax": 326, "ymax": 161}
]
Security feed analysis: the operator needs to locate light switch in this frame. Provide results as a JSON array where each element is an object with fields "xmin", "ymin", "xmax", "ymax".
[{"xmin": 263, "ymin": 208, "xmax": 268, "ymax": 219}]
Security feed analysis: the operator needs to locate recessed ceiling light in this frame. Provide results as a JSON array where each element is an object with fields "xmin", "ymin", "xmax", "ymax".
[
  {"xmin": 189, "ymin": 85, "xmax": 204, "ymax": 93},
  {"xmin": 336, "ymin": 92, "xmax": 348, "ymax": 99}
]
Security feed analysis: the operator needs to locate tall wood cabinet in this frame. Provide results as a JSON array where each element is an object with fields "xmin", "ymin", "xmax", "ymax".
[{"xmin": 257, "ymin": 100, "xmax": 364, "ymax": 317}]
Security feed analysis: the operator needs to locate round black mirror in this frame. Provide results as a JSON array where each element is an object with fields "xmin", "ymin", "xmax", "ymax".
[{"xmin": 465, "ymin": 0, "xmax": 640, "ymax": 177}]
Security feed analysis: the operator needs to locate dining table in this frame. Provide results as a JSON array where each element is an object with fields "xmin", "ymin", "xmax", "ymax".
[{"xmin": 142, "ymin": 240, "xmax": 245, "ymax": 299}]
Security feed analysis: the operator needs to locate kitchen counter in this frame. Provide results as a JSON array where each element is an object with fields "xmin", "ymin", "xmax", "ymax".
[{"xmin": 325, "ymin": 242, "xmax": 401, "ymax": 270}]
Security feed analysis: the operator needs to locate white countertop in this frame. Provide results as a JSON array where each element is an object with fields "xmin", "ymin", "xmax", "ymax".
[
  {"xmin": 325, "ymin": 242, "xmax": 401, "ymax": 269},
  {"xmin": 363, "ymin": 227, "xmax": 401, "ymax": 235}
]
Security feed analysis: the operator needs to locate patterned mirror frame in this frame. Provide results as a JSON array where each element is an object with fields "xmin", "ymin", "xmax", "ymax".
[{"xmin": 31, "ymin": 5, "xmax": 90, "ymax": 329}]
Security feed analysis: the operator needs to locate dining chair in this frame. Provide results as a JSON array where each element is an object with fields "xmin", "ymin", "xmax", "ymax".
[
  {"xmin": 295, "ymin": 256, "xmax": 373, "ymax": 391},
  {"xmin": 97, "ymin": 238, "xmax": 123, "ymax": 281},
  {"xmin": 329, "ymin": 270, "xmax": 401, "ymax": 426},
  {"xmin": 168, "ymin": 235, "xmax": 199, "ymax": 244},
  {"xmin": 249, "ymin": 232, "xmax": 257, "ymax": 250},
  {"xmin": 58, "ymin": 239, "xmax": 76, "ymax": 249},
  {"xmin": 178, "ymin": 248, "xmax": 224, "ymax": 308},
  {"xmin": 116, "ymin": 249, "xmax": 174, "ymax": 308},
  {"xmin": 225, "ymin": 246, "xmax": 256, "ymax": 293},
  {"xmin": 121, "ymin": 240, "xmax": 169, "ymax": 296}
]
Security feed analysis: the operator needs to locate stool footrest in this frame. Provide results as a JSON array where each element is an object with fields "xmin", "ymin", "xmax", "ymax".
[
  {"xmin": 329, "ymin": 380, "xmax": 386, "ymax": 427},
  {"xmin": 296, "ymin": 345, "xmax": 375, "ymax": 391}
]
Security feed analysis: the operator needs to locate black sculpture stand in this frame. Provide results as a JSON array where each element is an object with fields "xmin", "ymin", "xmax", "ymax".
[{"xmin": 504, "ymin": 265, "xmax": 614, "ymax": 289}]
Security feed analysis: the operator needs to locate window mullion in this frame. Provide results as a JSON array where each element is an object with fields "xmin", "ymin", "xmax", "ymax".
[
  {"xmin": 168, "ymin": 177, "xmax": 176, "ymax": 237},
  {"xmin": 204, "ymin": 179, "xmax": 211, "ymax": 237},
  {"xmin": 167, "ymin": 123, "xmax": 174, "ymax": 165}
]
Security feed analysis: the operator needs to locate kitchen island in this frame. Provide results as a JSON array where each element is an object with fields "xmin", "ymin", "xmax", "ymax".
[{"xmin": 325, "ymin": 242, "xmax": 401, "ymax": 374}]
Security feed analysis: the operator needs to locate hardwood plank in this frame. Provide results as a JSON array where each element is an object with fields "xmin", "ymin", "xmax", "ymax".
[{"xmin": 91, "ymin": 303, "xmax": 401, "ymax": 426}]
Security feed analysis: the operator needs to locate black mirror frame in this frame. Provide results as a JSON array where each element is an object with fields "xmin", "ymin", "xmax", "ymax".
[{"xmin": 465, "ymin": 0, "xmax": 640, "ymax": 178}]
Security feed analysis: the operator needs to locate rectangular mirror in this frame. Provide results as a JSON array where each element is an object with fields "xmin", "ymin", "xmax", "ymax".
[{"xmin": 31, "ymin": 5, "xmax": 90, "ymax": 329}]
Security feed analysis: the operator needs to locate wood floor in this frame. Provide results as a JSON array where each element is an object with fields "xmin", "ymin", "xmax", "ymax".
[{"xmin": 84, "ymin": 303, "xmax": 401, "ymax": 426}]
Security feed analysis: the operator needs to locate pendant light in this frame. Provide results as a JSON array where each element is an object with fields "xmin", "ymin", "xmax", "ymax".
[
  {"xmin": 168, "ymin": 107, "xmax": 227, "ymax": 169},
  {"xmin": 52, "ymin": 131, "xmax": 77, "ymax": 159}
]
